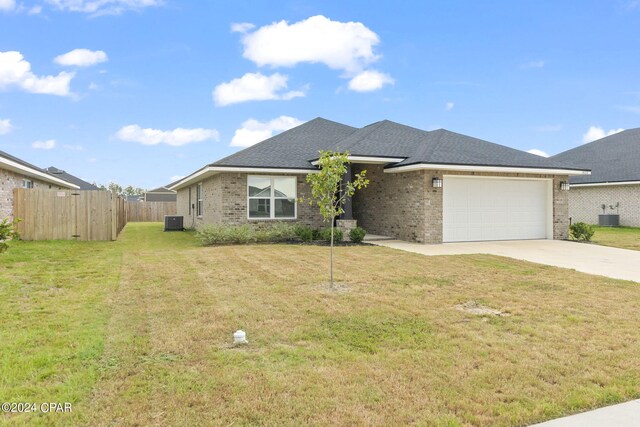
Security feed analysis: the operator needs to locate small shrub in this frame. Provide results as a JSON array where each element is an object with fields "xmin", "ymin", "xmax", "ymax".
[
  {"xmin": 0, "ymin": 218, "xmax": 20, "ymax": 253},
  {"xmin": 196, "ymin": 224, "xmax": 254, "ymax": 245},
  {"xmin": 570, "ymin": 222, "xmax": 595, "ymax": 242},
  {"xmin": 319, "ymin": 227, "xmax": 343, "ymax": 244},
  {"xmin": 312, "ymin": 228, "xmax": 322, "ymax": 241},
  {"xmin": 294, "ymin": 225, "xmax": 314, "ymax": 242},
  {"xmin": 349, "ymin": 226, "xmax": 366, "ymax": 243},
  {"xmin": 196, "ymin": 223, "xmax": 300, "ymax": 245},
  {"xmin": 267, "ymin": 223, "xmax": 298, "ymax": 242}
]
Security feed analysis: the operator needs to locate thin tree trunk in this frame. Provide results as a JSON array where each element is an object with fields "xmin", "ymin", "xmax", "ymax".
[{"xmin": 330, "ymin": 222, "xmax": 334, "ymax": 289}]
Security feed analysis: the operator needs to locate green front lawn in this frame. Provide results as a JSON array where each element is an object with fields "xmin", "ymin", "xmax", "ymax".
[
  {"xmin": 592, "ymin": 226, "xmax": 640, "ymax": 251},
  {"xmin": 1, "ymin": 223, "xmax": 639, "ymax": 426}
]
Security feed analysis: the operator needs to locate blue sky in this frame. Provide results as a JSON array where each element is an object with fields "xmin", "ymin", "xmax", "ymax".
[{"xmin": 1, "ymin": 0, "xmax": 639, "ymax": 189}]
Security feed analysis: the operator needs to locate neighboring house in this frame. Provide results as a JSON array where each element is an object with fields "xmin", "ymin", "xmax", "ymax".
[
  {"xmin": 44, "ymin": 166, "xmax": 100, "ymax": 190},
  {"xmin": 126, "ymin": 195, "xmax": 143, "ymax": 202},
  {"xmin": 144, "ymin": 186, "xmax": 177, "ymax": 202},
  {"xmin": 1, "ymin": 150, "xmax": 79, "ymax": 220},
  {"xmin": 169, "ymin": 118, "xmax": 589, "ymax": 243},
  {"xmin": 551, "ymin": 128, "xmax": 640, "ymax": 227}
]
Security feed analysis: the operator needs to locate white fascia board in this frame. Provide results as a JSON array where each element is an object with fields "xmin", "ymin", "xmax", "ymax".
[
  {"xmin": 310, "ymin": 156, "xmax": 406, "ymax": 166},
  {"xmin": 384, "ymin": 163, "xmax": 591, "ymax": 176},
  {"xmin": 168, "ymin": 166, "xmax": 318, "ymax": 190},
  {"xmin": 571, "ymin": 180, "xmax": 640, "ymax": 187},
  {"xmin": 0, "ymin": 156, "xmax": 80, "ymax": 189}
]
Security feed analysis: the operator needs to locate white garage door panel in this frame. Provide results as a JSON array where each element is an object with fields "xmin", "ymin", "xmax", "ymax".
[{"xmin": 443, "ymin": 177, "xmax": 550, "ymax": 242}]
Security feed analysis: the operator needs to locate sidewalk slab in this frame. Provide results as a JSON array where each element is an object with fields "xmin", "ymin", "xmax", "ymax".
[{"xmin": 530, "ymin": 399, "xmax": 640, "ymax": 426}]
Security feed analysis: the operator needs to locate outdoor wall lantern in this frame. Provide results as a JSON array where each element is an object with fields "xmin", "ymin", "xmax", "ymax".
[
  {"xmin": 560, "ymin": 181, "xmax": 570, "ymax": 191},
  {"xmin": 432, "ymin": 177, "xmax": 443, "ymax": 188}
]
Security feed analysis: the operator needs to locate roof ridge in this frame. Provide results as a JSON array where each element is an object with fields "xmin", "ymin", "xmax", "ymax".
[{"xmin": 210, "ymin": 117, "xmax": 353, "ymax": 166}]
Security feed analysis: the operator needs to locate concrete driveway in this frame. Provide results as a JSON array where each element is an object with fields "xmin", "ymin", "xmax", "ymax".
[{"xmin": 372, "ymin": 239, "xmax": 640, "ymax": 282}]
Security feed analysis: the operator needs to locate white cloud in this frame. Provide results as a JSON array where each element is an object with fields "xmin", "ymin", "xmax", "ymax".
[
  {"xmin": 0, "ymin": 118, "xmax": 12, "ymax": 134},
  {"xmin": 0, "ymin": 0, "xmax": 15, "ymax": 11},
  {"xmin": 28, "ymin": 5, "xmax": 42, "ymax": 14},
  {"xmin": 0, "ymin": 51, "xmax": 74, "ymax": 96},
  {"xmin": 230, "ymin": 116, "xmax": 303, "ymax": 147},
  {"xmin": 445, "ymin": 102, "xmax": 455, "ymax": 111},
  {"xmin": 582, "ymin": 126, "xmax": 625, "ymax": 144},
  {"xmin": 240, "ymin": 15, "xmax": 381, "ymax": 73},
  {"xmin": 46, "ymin": 0, "xmax": 163, "ymax": 15},
  {"xmin": 87, "ymin": 157, "xmax": 97, "ymax": 163},
  {"xmin": 520, "ymin": 60, "xmax": 545, "ymax": 69},
  {"xmin": 213, "ymin": 72, "xmax": 305, "ymax": 106},
  {"xmin": 32, "ymin": 139, "xmax": 56, "ymax": 150},
  {"xmin": 55, "ymin": 49, "xmax": 108, "ymax": 67},
  {"xmin": 527, "ymin": 148, "xmax": 549, "ymax": 157},
  {"xmin": 169, "ymin": 175, "xmax": 184, "ymax": 182},
  {"xmin": 347, "ymin": 70, "xmax": 394, "ymax": 92},
  {"xmin": 63, "ymin": 144, "xmax": 84, "ymax": 151},
  {"xmin": 231, "ymin": 22, "xmax": 255, "ymax": 33},
  {"xmin": 116, "ymin": 125, "xmax": 220, "ymax": 146}
]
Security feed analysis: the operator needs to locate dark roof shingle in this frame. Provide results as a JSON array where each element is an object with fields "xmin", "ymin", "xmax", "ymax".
[
  {"xmin": 210, "ymin": 118, "xmax": 584, "ymax": 172},
  {"xmin": 551, "ymin": 128, "xmax": 640, "ymax": 184},
  {"xmin": 45, "ymin": 167, "xmax": 99, "ymax": 190}
]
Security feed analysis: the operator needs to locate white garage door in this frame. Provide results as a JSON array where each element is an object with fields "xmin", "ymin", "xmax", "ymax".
[{"xmin": 443, "ymin": 176, "xmax": 551, "ymax": 242}]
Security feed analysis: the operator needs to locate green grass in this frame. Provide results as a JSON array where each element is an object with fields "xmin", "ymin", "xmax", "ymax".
[
  {"xmin": 591, "ymin": 226, "xmax": 640, "ymax": 251},
  {"xmin": 1, "ymin": 223, "xmax": 639, "ymax": 426}
]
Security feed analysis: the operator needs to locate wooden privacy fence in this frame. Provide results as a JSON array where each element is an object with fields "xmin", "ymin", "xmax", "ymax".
[
  {"xmin": 125, "ymin": 201, "xmax": 176, "ymax": 222},
  {"xmin": 13, "ymin": 189, "xmax": 126, "ymax": 241}
]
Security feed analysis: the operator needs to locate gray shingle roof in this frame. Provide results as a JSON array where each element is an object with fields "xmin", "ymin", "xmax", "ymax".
[
  {"xmin": 212, "ymin": 118, "xmax": 357, "ymax": 169},
  {"xmin": 147, "ymin": 186, "xmax": 175, "ymax": 193},
  {"xmin": 210, "ymin": 118, "xmax": 584, "ymax": 172},
  {"xmin": 550, "ymin": 128, "xmax": 640, "ymax": 184},
  {"xmin": 1, "ymin": 149, "xmax": 48, "ymax": 173},
  {"xmin": 45, "ymin": 167, "xmax": 100, "ymax": 190}
]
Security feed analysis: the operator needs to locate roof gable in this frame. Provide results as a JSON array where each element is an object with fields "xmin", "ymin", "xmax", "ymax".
[{"xmin": 212, "ymin": 117, "xmax": 357, "ymax": 170}]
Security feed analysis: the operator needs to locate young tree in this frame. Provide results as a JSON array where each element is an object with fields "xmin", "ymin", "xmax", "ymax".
[{"xmin": 305, "ymin": 150, "xmax": 369, "ymax": 289}]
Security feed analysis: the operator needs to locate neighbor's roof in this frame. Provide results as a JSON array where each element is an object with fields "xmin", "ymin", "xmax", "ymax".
[
  {"xmin": 551, "ymin": 128, "xmax": 640, "ymax": 185},
  {"xmin": 45, "ymin": 167, "xmax": 99, "ymax": 190},
  {"xmin": 146, "ymin": 186, "xmax": 176, "ymax": 194},
  {"xmin": 0, "ymin": 150, "xmax": 79, "ymax": 189},
  {"xmin": 170, "ymin": 118, "xmax": 589, "ymax": 190}
]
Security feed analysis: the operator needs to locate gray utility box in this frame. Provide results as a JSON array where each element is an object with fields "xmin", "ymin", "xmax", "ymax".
[
  {"xmin": 598, "ymin": 214, "xmax": 619, "ymax": 227},
  {"xmin": 164, "ymin": 215, "xmax": 184, "ymax": 231}
]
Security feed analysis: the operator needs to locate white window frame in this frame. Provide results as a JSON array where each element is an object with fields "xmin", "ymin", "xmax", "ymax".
[
  {"xmin": 196, "ymin": 183, "xmax": 203, "ymax": 217},
  {"xmin": 22, "ymin": 179, "xmax": 33, "ymax": 189},
  {"xmin": 247, "ymin": 175, "xmax": 297, "ymax": 220}
]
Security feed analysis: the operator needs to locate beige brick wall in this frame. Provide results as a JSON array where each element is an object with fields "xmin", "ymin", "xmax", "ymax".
[
  {"xmin": 1, "ymin": 167, "xmax": 59, "ymax": 220},
  {"xmin": 568, "ymin": 185, "xmax": 640, "ymax": 227},
  {"xmin": 352, "ymin": 164, "xmax": 432, "ymax": 242},
  {"xmin": 176, "ymin": 168, "xmax": 571, "ymax": 242},
  {"xmin": 176, "ymin": 172, "xmax": 325, "ymax": 230},
  {"xmin": 352, "ymin": 165, "xmax": 569, "ymax": 243}
]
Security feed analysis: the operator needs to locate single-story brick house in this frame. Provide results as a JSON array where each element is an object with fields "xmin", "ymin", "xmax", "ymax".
[
  {"xmin": 551, "ymin": 128, "xmax": 640, "ymax": 227},
  {"xmin": 1, "ymin": 150, "xmax": 79, "ymax": 220},
  {"xmin": 169, "ymin": 118, "xmax": 589, "ymax": 243}
]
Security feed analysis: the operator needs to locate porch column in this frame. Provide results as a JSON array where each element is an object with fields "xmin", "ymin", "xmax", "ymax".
[{"xmin": 340, "ymin": 163, "xmax": 353, "ymax": 220}]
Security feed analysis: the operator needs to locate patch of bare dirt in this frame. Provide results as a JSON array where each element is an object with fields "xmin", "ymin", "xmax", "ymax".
[{"xmin": 455, "ymin": 300, "xmax": 509, "ymax": 316}]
